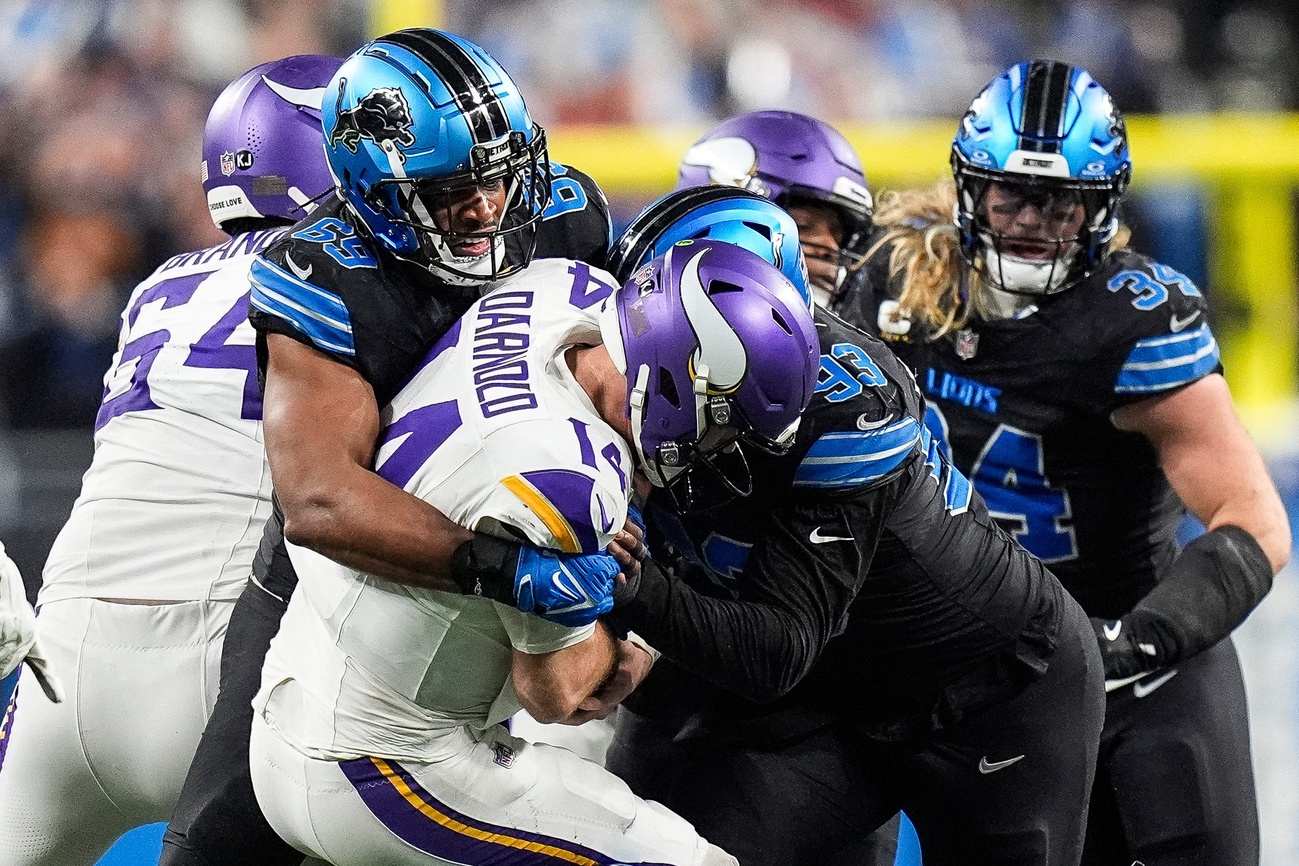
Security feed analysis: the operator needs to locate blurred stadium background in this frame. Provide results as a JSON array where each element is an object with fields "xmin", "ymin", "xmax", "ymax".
[{"xmin": 0, "ymin": 0, "xmax": 1294, "ymax": 863}]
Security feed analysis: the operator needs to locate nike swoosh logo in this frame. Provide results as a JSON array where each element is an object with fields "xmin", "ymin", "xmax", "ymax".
[
  {"xmin": 1169, "ymin": 311, "xmax": 1201, "ymax": 333},
  {"xmin": 1103, "ymin": 621, "xmax": 1122, "ymax": 641},
  {"xmin": 809, "ymin": 527, "xmax": 854, "ymax": 544},
  {"xmin": 1133, "ymin": 669, "xmax": 1177, "ymax": 698},
  {"xmin": 261, "ymin": 77, "xmax": 328, "ymax": 111},
  {"xmin": 285, "ymin": 254, "xmax": 312, "ymax": 281},
  {"xmin": 978, "ymin": 754, "xmax": 1025, "ymax": 774}
]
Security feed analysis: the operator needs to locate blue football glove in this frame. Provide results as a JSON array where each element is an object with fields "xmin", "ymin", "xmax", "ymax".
[{"xmin": 513, "ymin": 546, "xmax": 617, "ymax": 628}]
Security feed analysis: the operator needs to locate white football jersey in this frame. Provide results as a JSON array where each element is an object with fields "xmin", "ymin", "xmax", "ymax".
[
  {"xmin": 258, "ymin": 258, "xmax": 632, "ymax": 762},
  {"xmin": 39, "ymin": 230, "xmax": 283, "ymax": 604}
]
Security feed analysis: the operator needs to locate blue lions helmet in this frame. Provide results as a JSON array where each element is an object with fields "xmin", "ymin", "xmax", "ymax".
[
  {"xmin": 606, "ymin": 186, "xmax": 812, "ymax": 308},
  {"xmin": 952, "ymin": 59, "xmax": 1131, "ymax": 296},
  {"xmin": 322, "ymin": 29, "xmax": 550, "ymax": 285}
]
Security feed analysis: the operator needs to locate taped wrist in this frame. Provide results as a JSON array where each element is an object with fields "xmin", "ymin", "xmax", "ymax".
[
  {"xmin": 1132, "ymin": 525, "xmax": 1273, "ymax": 666},
  {"xmin": 607, "ymin": 557, "xmax": 668, "ymax": 638},
  {"xmin": 449, "ymin": 534, "xmax": 521, "ymax": 606}
]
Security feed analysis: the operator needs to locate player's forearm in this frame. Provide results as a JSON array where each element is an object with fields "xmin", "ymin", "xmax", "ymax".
[
  {"xmin": 513, "ymin": 624, "xmax": 617, "ymax": 723},
  {"xmin": 279, "ymin": 463, "xmax": 471, "ymax": 591},
  {"xmin": 609, "ymin": 558, "xmax": 829, "ymax": 704}
]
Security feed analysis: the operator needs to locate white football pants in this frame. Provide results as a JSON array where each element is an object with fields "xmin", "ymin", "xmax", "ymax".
[
  {"xmin": 0, "ymin": 596, "xmax": 232, "ymax": 865},
  {"xmin": 250, "ymin": 682, "xmax": 735, "ymax": 866}
]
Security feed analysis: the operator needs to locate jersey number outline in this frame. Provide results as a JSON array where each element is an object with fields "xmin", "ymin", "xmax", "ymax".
[
  {"xmin": 816, "ymin": 342, "xmax": 886, "ymax": 403},
  {"xmin": 96, "ymin": 274, "xmax": 262, "ymax": 431},
  {"xmin": 542, "ymin": 163, "xmax": 589, "ymax": 220},
  {"xmin": 1106, "ymin": 263, "xmax": 1202, "ymax": 311},
  {"xmin": 925, "ymin": 405, "xmax": 1077, "ymax": 562},
  {"xmin": 290, "ymin": 217, "xmax": 378, "ymax": 269}
]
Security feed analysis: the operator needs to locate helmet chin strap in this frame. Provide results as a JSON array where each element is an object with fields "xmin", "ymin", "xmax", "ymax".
[{"xmin": 629, "ymin": 363, "xmax": 678, "ymax": 489}]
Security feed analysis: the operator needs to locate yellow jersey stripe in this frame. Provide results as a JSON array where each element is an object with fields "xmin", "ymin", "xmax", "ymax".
[
  {"xmin": 500, "ymin": 475, "xmax": 583, "ymax": 553},
  {"xmin": 369, "ymin": 757, "xmax": 601, "ymax": 866}
]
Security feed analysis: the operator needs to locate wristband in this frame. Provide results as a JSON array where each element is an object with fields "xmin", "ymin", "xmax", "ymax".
[{"xmin": 449, "ymin": 534, "xmax": 520, "ymax": 606}]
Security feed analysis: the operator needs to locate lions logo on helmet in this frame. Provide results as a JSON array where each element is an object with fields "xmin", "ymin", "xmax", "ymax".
[{"xmin": 327, "ymin": 82, "xmax": 416, "ymax": 156}]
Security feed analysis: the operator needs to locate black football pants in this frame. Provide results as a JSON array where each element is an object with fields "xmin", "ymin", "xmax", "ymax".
[
  {"xmin": 607, "ymin": 594, "xmax": 1105, "ymax": 866},
  {"xmin": 159, "ymin": 571, "xmax": 302, "ymax": 866},
  {"xmin": 1083, "ymin": 637, "xmax": 1258, "ymax": 866}
]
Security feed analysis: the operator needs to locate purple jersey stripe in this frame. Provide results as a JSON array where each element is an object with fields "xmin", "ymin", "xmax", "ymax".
[
  {"xmin": 0, "ymin": 682, "xmax": 17, "ymax": 774},
  {"xmin": 339, "ymin": 755, "xmax": 671, "ymax": 866},
  {"xmin": 520, "ymin": 470, "xmax": 600, "ymax": 554}
]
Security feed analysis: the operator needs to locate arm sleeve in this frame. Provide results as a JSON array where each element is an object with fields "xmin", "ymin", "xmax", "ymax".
[{"xmin": 608, "ymin": 487, "xmax": 893, "ymax": 703}]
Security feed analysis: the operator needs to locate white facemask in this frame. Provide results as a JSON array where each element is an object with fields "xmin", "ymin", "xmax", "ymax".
[{"xmin": 980, "ymin": 236, "xmax": 1077, "ymax": 297}]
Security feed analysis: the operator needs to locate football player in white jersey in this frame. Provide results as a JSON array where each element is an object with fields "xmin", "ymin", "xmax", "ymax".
[
  {"xmin": 0, "ymin": 55, "xmax": 343, "ymax": 865},
  {"xmin": 248, "ymin": 240, "xmax": 819, "ymax": 866}
]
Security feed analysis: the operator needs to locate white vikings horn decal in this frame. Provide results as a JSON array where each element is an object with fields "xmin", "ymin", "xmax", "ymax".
[
  {"xmin": 681, "ymin": 137, "xmax": 760, "ymax": 190},
  {"xmin": 261, "ymin": 77, "xmax": 328, "ymax": 111},
  {"xmin": 680, "ymin": 247, "xmax": 747, "ymax": 393}
]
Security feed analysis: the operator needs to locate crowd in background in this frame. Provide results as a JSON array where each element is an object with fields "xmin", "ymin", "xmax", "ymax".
[{"xmin": 0, "ymin": 0, "xmax": 1292, "ymax": 576}]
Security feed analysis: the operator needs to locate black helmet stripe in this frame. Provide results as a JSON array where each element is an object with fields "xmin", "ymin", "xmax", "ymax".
[
  {"xmin": 1020, "ymin": 60, "xmax": 1071, "ymax": 153},
  {"xmin": 607, "ymin": 187, "xmax": 769, "ymax": 282},
  {"xmin": 380, "ymin": 29, "xmax": 509, "ymax": 144}
]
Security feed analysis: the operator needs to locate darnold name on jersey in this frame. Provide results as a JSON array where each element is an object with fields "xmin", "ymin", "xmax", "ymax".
[{"xmin": 474, "ymin": 290, "xmax": 537, "ymax": 418}]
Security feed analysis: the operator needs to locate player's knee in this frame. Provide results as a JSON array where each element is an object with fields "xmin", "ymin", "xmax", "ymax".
[{"xmin": 700, "ymin": 842, "xmax": 740, "ymax": 866}]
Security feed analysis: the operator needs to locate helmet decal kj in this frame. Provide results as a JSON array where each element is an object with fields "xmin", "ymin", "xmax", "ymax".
[{"xmin": 202, "ymin": 54, "xmax": 344, "ymax": 233}]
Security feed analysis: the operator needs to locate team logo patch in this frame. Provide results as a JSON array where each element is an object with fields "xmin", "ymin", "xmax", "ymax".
[
  {"xmin": 954, "ymin": 328, "xmax": 979, "ymax": 360},
  {"xmin": 219, "ymin": 151, "xmax": 236, "ymax": 177},
  {"xmin": 491, "ymin": 740, "xmax": 516, "ymax": 769},
  {"xmin": 329, "ymin": 81, "xmax": 417, "ymax": 156}
]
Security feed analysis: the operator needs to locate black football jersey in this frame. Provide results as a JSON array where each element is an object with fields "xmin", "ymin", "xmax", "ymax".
[
  {"xmin": 642, "ymin": 307, "xmax": 1064, "ymax": 738},
  {"xmin": 864, "ymin": 248, "xmax": 1221, "ymax": 618},
  {"xmin": 248, "ymin": 163, "xmax": 612, "ymax": 404}
]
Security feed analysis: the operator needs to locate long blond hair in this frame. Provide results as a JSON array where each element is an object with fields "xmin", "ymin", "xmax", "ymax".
[{"xmin": 870, "ymin": 179, "xmax": 1130, "ymax": 337}]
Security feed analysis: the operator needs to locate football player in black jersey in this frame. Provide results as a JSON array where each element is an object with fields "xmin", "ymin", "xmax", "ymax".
[
  {"xmin": 589, "ymin": 188, "xmax": 1107, "ymax": 866},
  {"xmin": 160, "ymin": 30, "xmax": 625, "ymax": 866},
  {"xmin": 864, "ymin": 60, "xmax": 1290, "ymax": 866},
  {"xmin": 675, "ymin": 110, "xmax": 882, "ymax": 330}
]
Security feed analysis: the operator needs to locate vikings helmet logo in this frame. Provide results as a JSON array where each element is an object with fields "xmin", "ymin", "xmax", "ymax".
[{"xmin": 329, "ymin": 81, "xmax": 417, "ymax": 155}]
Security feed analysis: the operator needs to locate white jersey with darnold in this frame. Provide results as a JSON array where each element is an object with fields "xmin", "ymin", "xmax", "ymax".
[
  {"xmin": 258, "ymin": 258, "xmax": 633, "ymax": 763},
  {"xmin": 39, "ymin": 230, "xmax": 283, "ymax": 604}
]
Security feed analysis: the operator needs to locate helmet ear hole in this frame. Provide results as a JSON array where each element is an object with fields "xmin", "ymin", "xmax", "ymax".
[
  {"xmin": 771, "ymin": 308, "xmax": 793, "ymax": 335},
  {"xmin": 658, "ymin": 368, "xmax": 681, "ymax": 408},
  {"xmin": 707, "ymin": 280, "xmax": 744, "ymax": 296}
]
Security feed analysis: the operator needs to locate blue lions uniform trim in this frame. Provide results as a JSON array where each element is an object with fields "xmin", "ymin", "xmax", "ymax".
[
  {"xmin": 794, "ymin": 417, "xmax": 920, "ymax": 488},
  {"xmin": 249, "ymin": 259, "xmax": 355, "ymax": 357},
  {"xmin": 919, "ymin": 424, "xmax": 973, "ymax": 514},
  {"xmin": 1114, "ymin": 323, "xmax": 1219, "ymax": 394}
]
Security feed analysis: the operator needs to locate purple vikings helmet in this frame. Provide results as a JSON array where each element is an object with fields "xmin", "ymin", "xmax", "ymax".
[
  {"xmin": 599, "ymin": 240, "xmax": 819, "ymax": 501},
  {"xmin": 677, "ymin": 111, "xmax": 874, "ymax": 292},
  {"xmin": 202, "ymin": 55, "xmax": 343, "ymax": 234}
]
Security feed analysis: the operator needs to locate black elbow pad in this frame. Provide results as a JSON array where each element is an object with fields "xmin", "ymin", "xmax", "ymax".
[{"xmin": 1132, "ymin": 525, "xmax": 1273, "ymax": 665}]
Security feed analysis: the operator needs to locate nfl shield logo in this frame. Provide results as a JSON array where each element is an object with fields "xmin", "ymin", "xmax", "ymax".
[
  {"xmin": 955, "ymin": 328, "xmax": 979, "ymax": 360},
  {"xmin": 219, "ymin": 151, "xmax": 236, "ymax": 177},
  {"xmin": 491, "ymin": 741, "xmax": 516, "ymax": 769}
]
